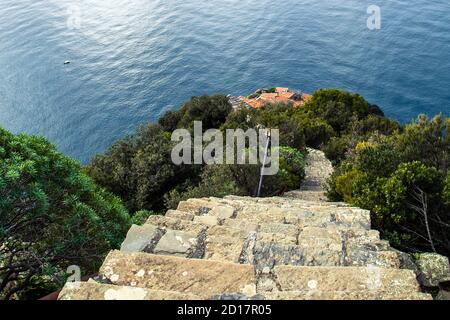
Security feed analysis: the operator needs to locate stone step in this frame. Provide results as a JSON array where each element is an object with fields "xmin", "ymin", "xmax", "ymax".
[
  {"xmin": 148, "ymin": 212, "xmax": 378, "ymax": 244},
  {"xmin": 181, "ymin": 196, "xmax": 354, "ymax": 213},
  {"xmin": 120, "ymin": 224, "xmax": 163, "ymax": 253},
  {"xmin": 270, "ymin": 265, "xmax": 421, "ymax": 294},
  {"xmin": 176, "ymin": 198, "xmax": 371, "ymax": 230},
  {"xmin": 264, "ymin": 290, "xmax": 432, "ymax": 300},
  {"xmin": 96, "ymin": 251, "xmax": 425, "ymax": 300},
  {"xmin": 165, "ymin": 209, "xmax": 195, "ymax": 221},
  {"xmin": 99, "ymin": 251, "xmax": 257, "ymax": 299},
  {"xmin": 233, "ymin": 208, "xmax": 370, "ymax": 230},
  {"xmin": 222, "ymin": 195, "xmax": 348, "ymax": 207},
  {"xmin": 197, "ymin": 196, "xmax": 367, "ymax": 216},
  {"xmin": 58, "ymin": 281, "xmax": 432, "ymax": 300},
  {"xmin": 136, "ymin": 215, "xmax": 396, "ymax": 267},
  {"xmin": 283, "ymin": 190, "xmax": 328, "ymax": 202},
  {"xmin": 146, "ymin": 215, "xmax": 207, "ymax": 234},
  {"xmin": 58, "ymin": 281, "xmax": 200, "ymax": 300}
]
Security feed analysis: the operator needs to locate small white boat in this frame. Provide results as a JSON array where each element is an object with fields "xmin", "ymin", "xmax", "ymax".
[{"xmin": 64, "ymin": 61, "xmax": 71, "ymax": 65}]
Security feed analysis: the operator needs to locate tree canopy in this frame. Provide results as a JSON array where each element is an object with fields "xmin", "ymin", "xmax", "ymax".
[{"xmin": 0, "ymin": 128, "xmax": 131, "ymax": 299}]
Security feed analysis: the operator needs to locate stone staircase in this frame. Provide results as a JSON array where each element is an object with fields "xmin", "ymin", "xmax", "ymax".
[
  {"xmin": 59, "ymin": 195, "xmax": 432, "ymax": 300},
  {"xmin": 284, "ymin": 148, "xmax": 334, "ymax": 201}
]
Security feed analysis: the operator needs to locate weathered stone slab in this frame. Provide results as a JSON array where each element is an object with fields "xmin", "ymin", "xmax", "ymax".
[
  {"xmin": 259, "ymin": 223, "xmax": 300, "ymax": 239},
  {"xmin": 257, "ymin": 232, "xmax": 297, "ymax": 245},
  {"xmin": 289, "ymin": 210, "xmax": 334, "ymax": 228},
  {"xmin": 177, "ymin": 199, "xmax": 216, "ymax": 215},
  {"xmin": 203, "ymin": 225, "xmax": 251, "ymax": 262},
  {"xmin": 416, "ymin": 253, "xmax": 450, "ymax": 287},
  {"xmin": 344, "ymin": 230, "xmax": 399, "ymax": 268},
  {"xmin": 120, "ymin": 224, "xmax": 163, "ymax": 253},
  {"xmin": 193, "ymin": 215, "xmax": 220, "ymax": 226},
  {"xmin": 206, "ymin": 225, "xmax": 250, "ymax": 239},
  {"xmin": 204, "ymin": 236, "xmax": 245, "ymax": 263},
  {"xmin": 58, "ymin": 282, "xmax": 200, "ymax": 300},
  {"xmin": 298, "ymin": 226, "xmax": 343, "ymax": 266},
  {"xmin": 283, "ymin": 191, "xmax": 328, "ymax": 202},
  {"xmin": 208, "ymin": 205, "xmax": 236, "ymax": 219},
  {"xmin": 344, "ymin": 229, "xmax": 380, "ymax": 243},
  {"xmin": 222, "ymin": 219, "xmax": 259, "ymax": 233},
  {"xmin": 263, "ymin": 290, "xmax": 432, "ymax": 300},
  {"xmin": 345, "ymin": 244, "xmax": 400, "ymax": 268},
  {"xmin": 100, "ymin": 251, "xmax": 257, "ymax": 299},
  {"xmin": 153, "ymin": 229, "xmax": 198, "ymax": 257},
  {"xmin": 235, "ymin": 211, "xmax": 286, "ymax": 224},
  {"xmin": 253, "ymin": 242, "xmax": 305, "ymax": 270},
  {"xmin": 334, "ymin": 209, "xmax": 371, "ymax": 229},
  {"xmin": 146, "ymin": 215, "xmax": 206, "ymax": 234},
  {"xmin": 165, "ymin": 210, "xmax": 195, "ymax": 221},
  {"xmin": 272, "ymin": 266, "xmax": 420, "ymax": 293}
]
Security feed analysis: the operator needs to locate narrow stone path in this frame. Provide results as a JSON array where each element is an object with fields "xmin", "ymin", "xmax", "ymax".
[{"xmin": 284, "ymin": 148, "xmax": 334, "ymax": 201}]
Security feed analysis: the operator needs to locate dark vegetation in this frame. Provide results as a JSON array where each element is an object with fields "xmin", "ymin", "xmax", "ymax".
[
  {"xmin": 0, "ymin": 129, "xmax": 131, "ymax": 299},
  {"xmin": 1, "ymin": 88, "xmax": 448, "ymax": 299}
]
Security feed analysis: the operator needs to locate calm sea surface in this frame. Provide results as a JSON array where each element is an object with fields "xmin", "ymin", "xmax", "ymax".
[{"xmin": 0, "ymin": 0, "xmax": 449, "ymax": 163}]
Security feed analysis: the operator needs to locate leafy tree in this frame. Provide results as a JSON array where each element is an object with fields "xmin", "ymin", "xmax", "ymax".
[
  {"xmin": 323, "ymin": 135, "xmax": 353, "ymax": 164},
  {"xmin": 296, "ymin": 115, "xmax": 335, "ymax": 149},
  {"xmin": 0, "ymin": 128, "xmax": 130, "ymax": 300},
  {"xmin": 396, "ymin": 114, "xmax": 449, "ymax": 174},
  {"xmin": 131, "ymin": 210, "xmax": 158, "ymax": 225},
  {"xmin": 355, "ymin": 162, "xmax": 447, "ymax": 253},
  {"xmin": 328, "ymin": 114, "xmax": 450, "ymax": 256},
  {"xmin": 351, "ymin": 114, "xmax": 401, "ymax": 137},
  {"xmin": 354, "ymin": 138, "xmax": 402, "ymax": 177},
  {"xmin": 86, "ymin": 124, "xmax": 201, "ymax": 212},
  {"xmin": 302, "ymin": 89, "xmax": 372, "ymax": 134},
  {"xmin": 158, "ymin": 110, "xmax": 183, "ymax": 132},
  {"xmin": 443, "ymin": 175, "xmax": 450, "ymax": 206},
  {"xmin": 222, "ymin": 104, "xmax": 306, "ymax": 150},
  {"xmin": 178, "ymin": 95, "xmax": 232, "ymax": 131},
  {"xmin": 164, "ymin": 165, "xmax": 242, "ymax": 209}
]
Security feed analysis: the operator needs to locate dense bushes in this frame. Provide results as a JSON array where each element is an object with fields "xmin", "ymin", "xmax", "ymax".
[
  {"xmin": 0, "ymin": 128, "xmax": 131, "ymax": 299},
  {"xmin": 328, "ymin": 115, "xmax": 450, "ymax": 256},
  {"xmin": 222, "ymin": 103, "xmax": 307, "ymax": 150},
  {"xmin": 87, "ymin": 95, "xmax": 234, "ymax": 213},
  {"xmin": 159, "ymin": 94, "xmax": 232, "ymax": 132},
  {"xmin": 302, "ymin": 89, "xmax": 372, "ymax": 134},
  {"xmin": 86, "ymin": 123, "xmax": 203, "ymax": 212},
  {"xmin": 165, "ymin": 146, "xmax": 305, "ymax": 208}
]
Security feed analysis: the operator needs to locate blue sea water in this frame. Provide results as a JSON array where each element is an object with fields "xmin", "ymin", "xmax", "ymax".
[{"xmin": 0, "ymin": 0, "xmax": 449, "ymax": 163}]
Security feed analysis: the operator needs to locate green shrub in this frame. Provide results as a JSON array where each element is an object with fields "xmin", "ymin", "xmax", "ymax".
[
  {"xmin": 222, "ymin": 103, "xmax": 307, "ymax": 150},
  {"xmin": 303, "ymin": 89, "xmax": 372, "ymax": 134},
  {"xmin": 295, "ymin": 115, "xmax": 335, "ymax": 149},
  {"xmin": 131, "ymin": 210, "xmax": 158, "ymax": 225},
  {"xmin": 165, "ymin": 146, "xmax": 306, "ymax": 204},
  {"xmin": 164, "ymin": 165, "xmax": 242, "ymax": 209},
  {"xmin": 177, "ymin": 95, "xmax": 232, "ymax": 130},
  {"xmin": 0, "ymin": 128, "xmax": 131, "ymax": 300},
  {"xmin": 86, "ymin": 124, "xmax": 202, "ymax": 212},
  {"xmin": 443, "ymin": 175, "xmax": 450, "ymax": 206},
  {"xmin": 328, "ymin": 113, "xmax": 450, "ymax": 256}
]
